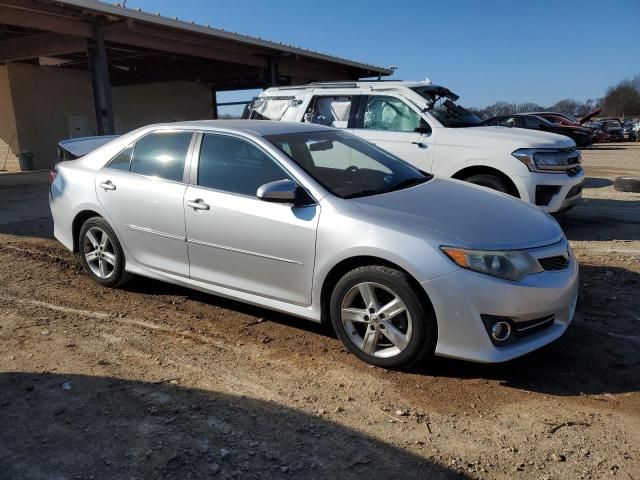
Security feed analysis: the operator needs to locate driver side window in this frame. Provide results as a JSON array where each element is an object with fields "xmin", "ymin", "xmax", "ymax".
[{"xmin": 363, "ymin": 96, "xmax": 428, "ymax": 133}]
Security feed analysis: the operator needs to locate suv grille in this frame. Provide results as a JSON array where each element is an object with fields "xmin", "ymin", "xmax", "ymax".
[{"xmin": 539, "ymin": 255, "xmax": 569, "ymax": 271}]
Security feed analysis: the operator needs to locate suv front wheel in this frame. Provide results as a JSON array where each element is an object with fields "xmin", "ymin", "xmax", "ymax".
[{"xmin": 464, "ymin": 174, "xmax": 511, "ymax": 195}]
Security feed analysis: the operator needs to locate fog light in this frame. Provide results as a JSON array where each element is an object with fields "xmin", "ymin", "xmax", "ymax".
[{"xmin": 490, "ymin": 321, "xmax": 512, "ymax": 342}]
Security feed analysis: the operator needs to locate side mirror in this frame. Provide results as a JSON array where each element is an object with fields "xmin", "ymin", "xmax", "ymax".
[
  {"xmin": 414, "ymin": 126, "xmax": 431, "ymax": 135},
  {"xmin": 257, "ymin": 179, "xmax": 299, "ymax": 204}
]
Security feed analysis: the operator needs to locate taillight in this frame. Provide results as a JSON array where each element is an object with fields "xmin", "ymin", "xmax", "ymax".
[{"xmin": 49, "ymin": 168, "xmax": 57, "ymax": 184}]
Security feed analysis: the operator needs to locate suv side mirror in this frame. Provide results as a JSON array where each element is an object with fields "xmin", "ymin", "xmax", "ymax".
[
  {"xmin": 414, "ymin": 124, "xmax": 431, "ymax": 135},
  {"xmin": 257, "ymin": 179, "xmax": 299, "ymax": 204}
]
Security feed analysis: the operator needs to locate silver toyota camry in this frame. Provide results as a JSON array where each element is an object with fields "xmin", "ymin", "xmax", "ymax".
[{"xmin": 49, "ymin": 120, "xmax": 578, "ymax": 367}]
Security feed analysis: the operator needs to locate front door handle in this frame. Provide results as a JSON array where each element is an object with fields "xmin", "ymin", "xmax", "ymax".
[
  {"xmin": 411, "ymin": 142, "xmax": 428, "ymax": 149},
  {"xmin": 186, "ymin": 199, "xmax": 210, "ymax": 211},
  {"xmin": 99, "ymin": 180, "xmax": 116, "ymax": 191}
]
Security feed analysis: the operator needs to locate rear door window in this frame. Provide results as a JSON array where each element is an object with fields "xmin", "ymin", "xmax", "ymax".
[
  {"xmin": 130, "ymin": 131, "xmax": 193, "ymax": 182},
  {"xmin": 107, "ymin": 145, "xmax": 133, "ymax": 171}
]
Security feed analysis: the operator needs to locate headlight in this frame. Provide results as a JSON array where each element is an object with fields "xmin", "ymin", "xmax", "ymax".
[
  {"xmin": 512, "ymin": 148, "xmax": 581, "ymax": 172},
  {"xmin": 441, "ymin": 246, "xmax": 542, "ymax": 281}
]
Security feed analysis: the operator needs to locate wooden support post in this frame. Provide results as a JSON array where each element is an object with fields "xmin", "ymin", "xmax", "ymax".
[{"xmin": 87, "ymin": 26, "xmax": 115, "ymax": 135}]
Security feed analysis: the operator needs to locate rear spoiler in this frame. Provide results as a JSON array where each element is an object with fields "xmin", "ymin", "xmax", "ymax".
[{"xmin": 58, "ymin": 135, "xmax": 119, "ymax": 161}]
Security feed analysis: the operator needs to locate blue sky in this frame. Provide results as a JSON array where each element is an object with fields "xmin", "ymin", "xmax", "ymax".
[{"xmin": 114, "ymin": 0, "xmax": 639, "ymax": 109}]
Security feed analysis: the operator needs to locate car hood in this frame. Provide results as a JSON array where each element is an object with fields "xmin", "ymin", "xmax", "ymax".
[
  {"xmin": 441, "ymin": 126, "xmax": 576, "ymax": 149},
  {"xmin": 578, "ymin": 107, "xmax": 602, "ymax": 124},
  {"xmin": 351, "ymin": 178, "xmax": 564, "ymax": 250}
]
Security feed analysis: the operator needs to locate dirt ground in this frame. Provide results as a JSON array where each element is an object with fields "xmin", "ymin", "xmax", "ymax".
[{"xmin": 1, "ymin": 143, "xmax": 639, "ymax": 479}]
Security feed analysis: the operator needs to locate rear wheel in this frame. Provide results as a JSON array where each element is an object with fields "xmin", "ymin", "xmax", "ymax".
[
  {"xmin": 464, "ymin": 174, "xmax": 511, "ymax": 195},
  {"xmin": 330, "ymin": 265, "xmax": 436, "ymax": 368},
  {"xmin": 78, "ymin": 217, "xmax": 128, "ymax": 287}
]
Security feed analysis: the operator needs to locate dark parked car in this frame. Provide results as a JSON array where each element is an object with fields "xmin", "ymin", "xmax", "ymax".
[
  {"xmin": 622, "ymin": 120, "xmax": 637, "ymax": 141},
  {"xmin": 483, "ymin": 114, "xmax": 594, "ymax": 148},
  {"xmin": 528, "ymin": 108, "xmax": 601, "ymax": 127},
  {"xmin": 584, "ymin": 121, "xmax": 611, "ymax": 143},
  {"xmin": 600, "ymin": 119, "xmax": 624, "ymax": 142}
]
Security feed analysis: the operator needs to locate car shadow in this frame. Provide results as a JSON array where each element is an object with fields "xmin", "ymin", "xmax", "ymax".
[
  {"xmin": 122, "ymin": 264, "xmax": 640, "ymax": 398},
  {"xmin": 559, "ymin": 198, "xmax": 640, "ymax": 241},
  {"xmin": 122, "ymin": 275, "xmax": 333, "ymax": 338},
  {"xmin": 0, "ymin": 372, "xmax": 461, "ymax": 479},
  {"xmin": 414, "ymin": 264, "xmax": 640, "ymax": 397}
]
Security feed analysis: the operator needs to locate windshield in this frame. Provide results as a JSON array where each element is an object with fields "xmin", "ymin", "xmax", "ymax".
[
  {"xmin": 266, "ymin": 130, "xmax": 430, "ymax": 199},
  {"xmin": 411, "ymin": 87, "xmax": 482, "ymax": 128}
]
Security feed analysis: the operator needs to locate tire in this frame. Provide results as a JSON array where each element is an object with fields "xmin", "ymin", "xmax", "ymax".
[
  {"xmin": 329, "ymin": 265, "xmax": 437, "ymax": 368},
  {"xmin": 464, "ymin": 174, "xmax": 511, "ymax": 195},
  {"xmin": 78, "ymin": 217, "xmax": 129, "ymax": 287},
  {"xmin": 614, "ymin": 176, "xmax": 640, "ymax": 193}
]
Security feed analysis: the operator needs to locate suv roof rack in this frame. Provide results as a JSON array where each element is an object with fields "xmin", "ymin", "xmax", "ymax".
[{"xmin": 273, "ymin": 80, "xmax": 406, "ymax": 90}]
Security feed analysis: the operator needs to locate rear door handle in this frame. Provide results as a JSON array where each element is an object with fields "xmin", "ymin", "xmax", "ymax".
[
  {"xmin": 411, "ymin": 142, "xmax": 428, "ymax": 149},
  {"xmin": 99, "ymin": 181, "xmax": 116, "ymax": 191},
  {"xmin": 186, "ymin": 199, "xmax": 210, "ymax": 211}
]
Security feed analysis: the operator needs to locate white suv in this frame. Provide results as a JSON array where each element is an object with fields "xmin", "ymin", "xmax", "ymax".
[{"xmin": 245, "ymin": 81, "xmax": 584, "ymax": 213}]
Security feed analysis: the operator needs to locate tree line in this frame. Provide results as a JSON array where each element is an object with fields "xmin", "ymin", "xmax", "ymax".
[{"xmin": 471, "ymin": 75, "xmax": 640, "ymax": 119}]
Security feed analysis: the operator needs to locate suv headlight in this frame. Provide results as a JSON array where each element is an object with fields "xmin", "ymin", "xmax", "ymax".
[
  {"xmin": 441, "ymin": 246, "xmax": 542, "ymax": 281},
  {"xmin": 512, "ymin": 148, "xmax": 581, "ymax": 172}
]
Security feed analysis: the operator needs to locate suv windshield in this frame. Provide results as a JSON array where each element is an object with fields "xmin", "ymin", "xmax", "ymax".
[
  {"xmin": 266, "ymin": 130, "xmax": 431, "ymax": 199},
  {"xmin": 411, "ymin": 87, "xmax": 482, "ymax": 128}
]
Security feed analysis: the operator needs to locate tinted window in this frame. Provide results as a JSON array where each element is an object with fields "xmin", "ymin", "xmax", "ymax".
[
  {"xmin": 198, "ymin": 134, "xmax": 291, "ymax": 197},
  {"xmin": 107, "ymin": 145, "xmax": 133, "ymax": 171},
  {"xmin": 130, "ymin": 131, "xmax": 192, "ymax": 182},
  {"xmin": 523, "ymin": 117, "xmax": 545, "ymax": 128},
  {"xmin": 363, "ymin": 96, "xmax": 425, "ymax": 132}
]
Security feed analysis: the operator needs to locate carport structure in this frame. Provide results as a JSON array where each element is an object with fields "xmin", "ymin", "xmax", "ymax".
[{"xmin": 0, "ymin": 0, "xmax": 391, "ymax": 170}]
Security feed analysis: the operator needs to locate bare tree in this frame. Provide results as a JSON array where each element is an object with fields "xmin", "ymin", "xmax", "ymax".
[{"xmin": 602, "ymin": 79, "xmax": 640, "ymax": 117}]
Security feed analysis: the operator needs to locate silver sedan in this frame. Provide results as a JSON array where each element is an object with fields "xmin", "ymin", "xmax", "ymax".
[{"xmin": 49, "ymin": 120, "xmax": 578, "ymax": 367}]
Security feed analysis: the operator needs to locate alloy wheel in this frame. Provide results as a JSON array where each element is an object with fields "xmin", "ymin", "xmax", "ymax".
[
  {"xmin": 340, "ymin": 282, "xmax": 412, "ymax": 358},
  {"xmin": 83, "ymin": 226, "xmax": 117, "ymax": 279}
]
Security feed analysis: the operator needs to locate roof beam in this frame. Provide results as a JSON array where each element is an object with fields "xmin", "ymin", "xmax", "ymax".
[
  {"xmin": 0, "ymin": 4, "xmax": 92, "ymax": 37},
  {"xmin": 104, "ymin": 29, "xmax": 268, "ymax": 69},
  {"xmin": 0, "ymin": 32, "xmax": 85, "ymax": 61}
]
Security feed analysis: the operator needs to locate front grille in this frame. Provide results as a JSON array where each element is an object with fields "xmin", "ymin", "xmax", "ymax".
[
  {"xmin": 514, "ymin": 315, "xmax": 555, "ymax": 338},
  {"xmin": 566, "ymin": 182, "xmax": 583, "ymax": 198},
  {"xmin": 539, "ymin": 255, "xmax": 569, "ymax": 271}
]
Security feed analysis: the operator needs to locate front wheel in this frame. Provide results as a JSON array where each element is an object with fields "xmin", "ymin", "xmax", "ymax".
[
  {"xmin": 330, "ymin": 265, "xmax": 436, "ymax": 368},
  {"xmin": 464, "ymin": 174, "xmax": 511, "ymax": 195},
  {"xmin": 78, "ymin": 217, "xmax": 129, "ymax": 287}
]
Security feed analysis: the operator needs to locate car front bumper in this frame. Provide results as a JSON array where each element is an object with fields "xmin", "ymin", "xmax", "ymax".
[
  {"xmin": 515, "ymin": 168, "xmax": 584, "ymax": 213},
  {"xmin": 421, "ymin": 241, "xmax": 579, "ymax": 363}
]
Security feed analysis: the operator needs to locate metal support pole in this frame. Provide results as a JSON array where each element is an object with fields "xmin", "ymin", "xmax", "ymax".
[
  {"xmin": 87, "ymin": 26, "xmax": 115, "ymax": 135},
  {"xmin": 212, "ymin": 88, "xmax": 218, "ymax": 119}
]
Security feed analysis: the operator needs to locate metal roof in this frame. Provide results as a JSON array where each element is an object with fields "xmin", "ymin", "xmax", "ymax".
[{"xmin": 54, "ymin": 0, "xmax": 393, "ymax": 76}]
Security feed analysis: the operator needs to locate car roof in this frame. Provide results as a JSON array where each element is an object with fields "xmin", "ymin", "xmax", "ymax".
[{"xmin": 146, "ymin": 120, "xmax": 334, "ymax": 136}]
